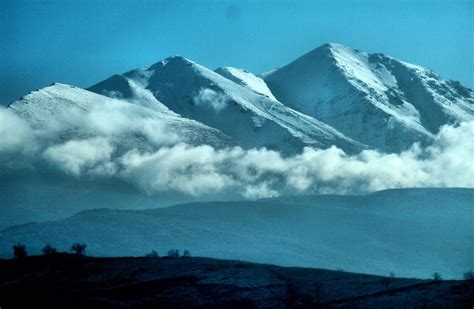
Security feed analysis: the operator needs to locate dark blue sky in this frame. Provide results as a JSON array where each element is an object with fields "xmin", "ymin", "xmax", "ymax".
[{"xmin": 1, "ymin": 0, "xmax": 472, "ymax": 105}]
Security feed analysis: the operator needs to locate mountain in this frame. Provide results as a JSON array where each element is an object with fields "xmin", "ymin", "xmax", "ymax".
[
  {"xmin": 0, "ymin": 171, "xmax": 200, "ymax": 230},
  {"xmin": 2, "ymin": 84, "xmax": 243, "ymax": 228},
  {"xmin": 2, "ymin": 188, "xmax": 472, "ymax": 279},
  {"xmin": 3, "ymin": 43, "xmax": 474, "ymax": 228},
  {"xmin": 264, "ymin": 43, "xmax": 474, "ymax": 152},
  {"xmin": 8, "ymin": 83, "xmax": 234, "ymax": 151},
  {"xmin": 89, "ymin": 56, "xmax": 363, "ymax": 153},
  {"xmin": 7, "ymin": 43, "xmax": 473, "ymax": 155}
]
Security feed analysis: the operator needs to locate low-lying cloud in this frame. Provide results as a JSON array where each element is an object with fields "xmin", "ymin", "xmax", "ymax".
[
  {"xmin": 194, "ymin": 88, "xmax": 228, "ymax": 112},
  {"xmin": 0, "ymin": 108, "xmax": 35, "ymax": 155},
  {"xmin": 1, "ymin": 105, "xmax": 473, "ymax": 199},
  {"xmin": 43, "ymin": 137, "xmax": 114, "ymax": 176}
]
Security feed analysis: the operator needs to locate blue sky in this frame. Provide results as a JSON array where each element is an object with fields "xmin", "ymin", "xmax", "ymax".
[{"xmin": 0, "ymin": 0, "xmax": 472, "ymax": 105}]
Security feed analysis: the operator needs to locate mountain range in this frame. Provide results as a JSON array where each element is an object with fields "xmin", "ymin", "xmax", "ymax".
[{"xmin": 7, "ymin": 43, "xmax": 473, "ymax": 154}]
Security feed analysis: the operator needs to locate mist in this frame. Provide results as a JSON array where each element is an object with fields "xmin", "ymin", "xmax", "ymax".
[{"xmin": 1, "ymin": 106, "xmax": 473, "ymax": 199}]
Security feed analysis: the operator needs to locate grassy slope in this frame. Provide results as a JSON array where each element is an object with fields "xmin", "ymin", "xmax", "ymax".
[
  {"xmin": 0, "ymin": 254, "xmax": 473, "ymax": 308},
  {"xmin": 1, "ymin": 188, "xmax": 473, "ymax": 279}
]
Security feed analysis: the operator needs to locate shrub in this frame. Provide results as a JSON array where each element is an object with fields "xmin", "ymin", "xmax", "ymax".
[
  {"xmin": 463, "ymin": 270, "xmax": 474, "ymax": 280},
  {"xmin": 145, "ymin": 250, "xmax": 159, "ymax": 258},
  {"xmin": 167, "ymin": 249, "xmax": 180, "ymax": 258},
  {"xmin": 71, "ymin": 243, "xmax": 87, "ymax": 256},
  {"xmin": 12, "ymin": 244, "xmax": 27, "ymax": 259},
  {"xmin": 183, "ymin": 249, "xmax": 191, "ymax": 257},
  {"xmin": 42, "ymin": 244, "xmax": 57, "ymax": 255},
  {"xmin": 432, "ymin": 272, "xmax": 442, "ymax": 281}
]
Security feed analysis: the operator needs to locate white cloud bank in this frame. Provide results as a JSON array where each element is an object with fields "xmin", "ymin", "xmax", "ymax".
[
  {"xmin": 43, "ymin": 138, "xmax": 114, "ymax": 176},
  {"xmin": 1, "ymin": 106, "xmax": 473, "ymax": 199}
]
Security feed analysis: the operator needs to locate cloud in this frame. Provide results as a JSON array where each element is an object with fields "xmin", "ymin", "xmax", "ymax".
[
  {"xmin": 59, "ymin": 100, "xmax": 180, "ymax": 146},
  {"xmin": 194, "ymin": 88, "xmax": 228, "ymax": 112},
  {"xmin": 43, "ymin": 137, "xmax": 114, "ymax": 176},
  {"xmin": 2, "ymin": 101, "xmax": 474, "ymax": 199},
  {"xmin": 0, "ymin": 107, "xmax": 34, "ymax": 155},
  {"xmin": 101, "ymin": 90, "xmax": 124, "ymax": 99},
  {"xmin": 120, "ymin": 144, "xmax": 236, "ymax": 196},
  {"xmin": 113, "ymin": 121, "xmax": 474, "ymax": 197}
]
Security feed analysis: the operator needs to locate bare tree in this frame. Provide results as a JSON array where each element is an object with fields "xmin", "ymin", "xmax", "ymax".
[
  {"xmin": 183, "ymin": 249, "xmax": 191, "ymax": 257},
  {"xmin": 42, "ymin": 244, "xmax": 57, "ymax": 255},
  {"xmin": 432, "ymin": 272, "xmax": 442, "ymax": 281},
  {"xmin": 71, "ymin": 243, "xmax": 87, "ymax": 256},
  {"xmin": 463, "ymin": 270, "xmax": 474, "ymax": 280},
  {"xmin": 145, "ymin": 250, "xmax": 159, "ymax": 258},
  {"xmin": 12, "ymin": 244, "xmax": 27, "ymax": 259},
  {"xmin": 167, "ymin": 249, "xmax": 180, "ymax": 258}
]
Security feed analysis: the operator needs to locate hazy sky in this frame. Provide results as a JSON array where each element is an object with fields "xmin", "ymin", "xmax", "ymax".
[{"xmin": 1, "ymin": 0, "xmax": 472, "ymax": 105}]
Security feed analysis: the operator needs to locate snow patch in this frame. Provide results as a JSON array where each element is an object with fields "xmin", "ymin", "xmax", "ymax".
[{"xmin": 215, "ymin": 67, "xmax": 277, "ymax": 100}]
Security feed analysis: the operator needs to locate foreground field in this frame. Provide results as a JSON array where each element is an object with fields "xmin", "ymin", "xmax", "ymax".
[{"xmin": 0, "ymin": 254, "xmax": 472, "ymax": 308}]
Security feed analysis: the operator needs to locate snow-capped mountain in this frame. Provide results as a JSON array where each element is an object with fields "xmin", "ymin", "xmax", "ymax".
[
  {"xmin": 8, "ymin": 83, "xmax": 235, "ymax": 151},
  {"xmin": 6, "ymin": 43, "xmax": 473, "ymax": 156},
  {"xmin": 264, "ymin": 43, "xmax": 474, "ymax": 151},
  {"xmin": 89, "ymin": 56, "xmax": 363, "ymax": 153}
]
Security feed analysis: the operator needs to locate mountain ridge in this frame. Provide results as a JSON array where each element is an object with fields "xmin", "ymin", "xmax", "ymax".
[
  {"xmin": 88, "ymin": 53, "xmax": 363, "ymax": 153},
  {"xmin": 264, "ymin": 43, "xmax": 473, "ymax": 151},
  {"xmin": 2, "ymin": 188, "xmax": 472, "ymax": 279},
  {"xmin": 7, "ymin": 83, "xmax": 235, "ymax": 151},
  {"xmin": 7, "ymin": 42, "xmax": 472, "ymax": 154}
]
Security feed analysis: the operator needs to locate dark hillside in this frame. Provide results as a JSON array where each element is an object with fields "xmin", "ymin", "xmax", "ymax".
[{"xmin": 0, "ymin": 254, "xmax": 472, "ymax": 308}]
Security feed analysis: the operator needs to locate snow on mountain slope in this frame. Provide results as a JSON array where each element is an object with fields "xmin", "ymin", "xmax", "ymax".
[
  {"xmin": 265, "ymin": 43, "xmax": 474, "ymax": 152},
  {"xmin": 214, "ymin": 66, "xmax": 277, "ymax": 100},
  {"xmin": 8, "ymin": 83, "xmax": 234, "ymax": 151},
  {"xmin": 89, "ymin": 56, "xmax": 364, "ymax": 153},
  {"xmin": 88, "ymin": 72, "xmax": 173, "ymax": 113}
]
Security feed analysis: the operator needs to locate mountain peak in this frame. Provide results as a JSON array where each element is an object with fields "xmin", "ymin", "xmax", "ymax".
[
  {"xmin": 263, "ymin": 43, "xmax": 473, "ymax": 151},
  {"xmin": 305, "ymin": 42, "xmax": 363, "ymax": 60},
  {"xmin": 165, "ymin": 55, "xmax": 194, "ymax": 63},
  {"xmin": 150, "ymin": 55, "xmax": 197, "ymax": 70},
  {"xmin": 10, "ymin": 83, "xmax": 74, "ymax": 103},
  {"xmin": 318, "ymin": 42, "xmax": 347, "ymax": 51},
  {"xmin": 84, "ymin": 43, "xmax": 473, "ymax": 154}
]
